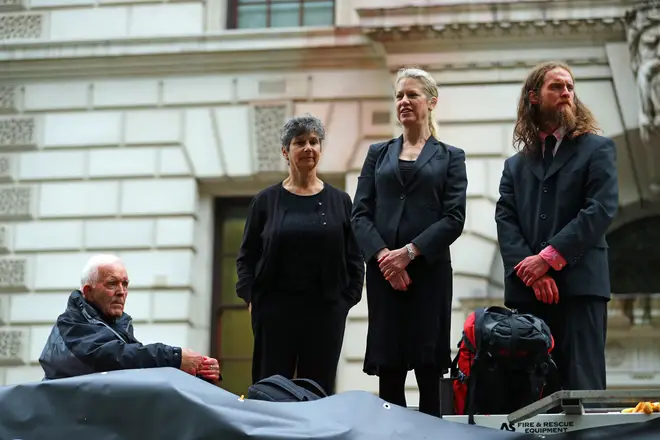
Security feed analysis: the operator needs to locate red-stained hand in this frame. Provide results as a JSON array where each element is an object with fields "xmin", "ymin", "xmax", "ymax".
[
  {"xmin": 198, "ymin": 356, "xmax": 221, "ymax": 382},
  {"xmin": 531, "ymin": 275, "xmax": 560, "ymax": 304},
  {"xmin": 515, "ymin": 255, "xmax": 550, "ymax": 286}
]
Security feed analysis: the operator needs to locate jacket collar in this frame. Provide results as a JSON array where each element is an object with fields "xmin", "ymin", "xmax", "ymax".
[{"xmin": 68, "ymin": 289, "xmax": 132, "ymax": 326}]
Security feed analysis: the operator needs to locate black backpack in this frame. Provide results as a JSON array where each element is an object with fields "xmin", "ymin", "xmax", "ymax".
[
  {"xmin": 451, "ymin": 306, "xmax": 556, "ymax": 424},
  {"xmin": 247, "ymin": 375, "xmax": 328, "ymax": 402}
]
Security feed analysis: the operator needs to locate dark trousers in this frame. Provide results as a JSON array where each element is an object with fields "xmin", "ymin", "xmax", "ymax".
[
  {"xmin": 512, "ymin": 295, "xmax": 608, "ymax": 393},
  {"xmin": 251, "ymin": 296, "xmax": 348, "ymax": 395},
  {"xmin": 378, "ymin": 367, "xmax": 441, "ymax": 417}
]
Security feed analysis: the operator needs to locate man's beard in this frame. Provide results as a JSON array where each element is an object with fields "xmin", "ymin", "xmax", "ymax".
[{"xmin": 539, "ymin": 101, "xmax": 577, "ymax": 131}]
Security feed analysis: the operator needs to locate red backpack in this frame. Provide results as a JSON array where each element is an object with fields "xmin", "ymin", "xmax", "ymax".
[{"xmin": 451, "ymin": 306, "xmax": 556, "ymax": 424}]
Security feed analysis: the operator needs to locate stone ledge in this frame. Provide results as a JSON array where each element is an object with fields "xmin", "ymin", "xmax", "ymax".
[
  {"xmin": 0, "ymin": 0, "xmax": 25, "ymax": 13},
  {"xmin": 363, "ymin": 18, "xmax": 626, "ymax": 46},
  {"xmin": 357, "ymin": 0, "xmax": 633, "ymax": 25}
]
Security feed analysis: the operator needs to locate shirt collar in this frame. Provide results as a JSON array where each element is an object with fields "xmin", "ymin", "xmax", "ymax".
[{"xmin": 539, "ymin": 126, "xmax": 566, "ymax": 143}]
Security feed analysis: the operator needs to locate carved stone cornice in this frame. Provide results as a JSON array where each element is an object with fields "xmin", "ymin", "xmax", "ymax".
[
  {"xmin": 0, "ymin": 27, "xmax": 383, "ymax": 80},
  {"xmin": 363, "ymin": 18, "xmax": 626, "ymax": 48},
  {"xmin": 357, "ymin": 0, "xmax": 636, "ymax": 26}
]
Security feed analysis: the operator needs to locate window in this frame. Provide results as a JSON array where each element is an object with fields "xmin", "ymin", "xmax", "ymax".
[
  {"xmin": 228, "ymin": 0, "xmax": 335, "ymax": 29},
  {"xmin": 211, "ymin": 198, "xmax": 254, "ymax": 396}
]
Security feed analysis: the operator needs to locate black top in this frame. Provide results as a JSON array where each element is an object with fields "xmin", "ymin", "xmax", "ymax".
[
  {"xmin": 398, "ymin": 159, "xmax": 415, "ymax": 186},
  {"xmin": 236, "ymin": 182, "xmax": 365, "ymax": 306},
  {"xmin": 272, "ymin": 187, "xmax": 325, "ymax": 295}
]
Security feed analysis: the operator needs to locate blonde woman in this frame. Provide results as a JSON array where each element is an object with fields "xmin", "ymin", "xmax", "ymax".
[{"xmin": 351, "ymin": 67, "xmax": 467, "ymax": 416}]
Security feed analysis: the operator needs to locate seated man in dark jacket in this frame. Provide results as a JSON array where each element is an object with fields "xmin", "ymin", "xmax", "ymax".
[{"xmin": 39, "ymin": 254, "xmax": 221, "ymax": 382}]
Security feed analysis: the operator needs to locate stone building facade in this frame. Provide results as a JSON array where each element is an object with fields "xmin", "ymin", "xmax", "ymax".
[{"xmin": 0, "ymin": 0, "xmax": 658, "ymax": 404}]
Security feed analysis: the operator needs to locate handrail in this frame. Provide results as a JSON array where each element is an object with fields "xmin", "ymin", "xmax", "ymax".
[{"xmin": 507, "ymin": 389, "xmax": 660, "ymax": 425}]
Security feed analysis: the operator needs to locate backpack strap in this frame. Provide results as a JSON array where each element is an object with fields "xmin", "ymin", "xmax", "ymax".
[
  {"xmin": 290, "ymin": 378, "xmax": 328, "ymax": 398},
  {"xmin": 472, "ymin": 307, "xmax": 487, "ymax": 358},
  {"xmin": 258, "ymin": 376, "xmax": 309, "ymax": 401},
  {"xmin": 466, "ymin": 307, "xmax": 487, "ymax": 425}
]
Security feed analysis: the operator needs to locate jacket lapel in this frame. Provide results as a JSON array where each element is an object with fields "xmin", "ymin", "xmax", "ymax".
[
  {"xmin": 408, "ymin": 136, "xmax": 440, "ymax": 182},
  {"xmin": 527, "ymin": 140, "xmax": 545, "ymax": 181},
  {"xmin": 388, "ymin": 135, "xmax": 404, "ymax": 186},
  {"xmin": 545, "ymin": 136, "xmax": 577, "ymax": 180}
]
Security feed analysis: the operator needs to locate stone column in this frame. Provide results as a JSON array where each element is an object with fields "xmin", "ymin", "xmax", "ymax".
[{"xmin": 626, "ymin": 2, "xmax": 660, "ymax": 195}]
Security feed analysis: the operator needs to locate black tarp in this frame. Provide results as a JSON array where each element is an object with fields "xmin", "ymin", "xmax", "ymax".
[{"xmin": 0, "ymin": 367, "xmax": 657, "ymax": 440}]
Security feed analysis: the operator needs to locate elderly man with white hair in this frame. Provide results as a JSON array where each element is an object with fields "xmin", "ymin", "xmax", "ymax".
[{"xmin": 38, "ymin": 254, "xmax": 221, "ymax": 382}]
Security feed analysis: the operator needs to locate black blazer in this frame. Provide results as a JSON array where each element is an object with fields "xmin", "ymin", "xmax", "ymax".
[
  {"xmin": 235, "ymin": 182, "xmax": 365, "ymax": 306},
  {"xmin": 351, "ymin": 135, "xmax": 467, "ymax": 265},
  {"xmin": 495, "ymin": 133, "xmax": 619, "ymax": 304}
]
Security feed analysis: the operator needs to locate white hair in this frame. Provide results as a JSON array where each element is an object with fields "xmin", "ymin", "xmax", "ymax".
[{"xmin": 80, "ymin": 254, "xmax": 124, "ymax": 288}]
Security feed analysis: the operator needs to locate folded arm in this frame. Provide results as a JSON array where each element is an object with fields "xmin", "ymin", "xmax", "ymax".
[
  {"xmin": 410, "ymin": 148, "xmax": 467, "ymax": 264},
  {"xmin": 495, "ymin": 159, "xmax": 535, "ymax": 278},
  {"xmin": 351, "ymin": 143, "xmax": 388, "ymax": 262},
  {"xmin": 236, "ymin": 195, "xmax": 265, "ymax": 304},
  {"xmin": 547, "ymin": 139, "xmax": 618, "ymax": 265},
  {"xmin": 343, "ymin": 194, "xmax": 366, "ymax": 305},
  {"xmin": 59, "ymin": 318, "xmax": 181, "ymax": 372}
]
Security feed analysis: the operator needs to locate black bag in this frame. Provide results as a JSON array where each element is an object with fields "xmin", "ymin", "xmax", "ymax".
[
  {"xmin": 247, "ymin": 375, "xmax": 328, "ymax": 402},
  {"xmin": 451, "ymin": 306, "xmax": 556, "ymax": 424}
]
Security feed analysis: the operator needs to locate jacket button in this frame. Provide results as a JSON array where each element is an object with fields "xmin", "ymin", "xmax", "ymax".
[
  {"xmin": 543, "ymin": 187, "xmax": 548, "ymax": 193},
  {"xmin": 541, "ymin": 241, "xmax": 547, "ymax": 247},
  {"xmin": 400, "ymin": 194, "xmax": 405, "ymax": 200},
  {"xmin": 540, "ymin": 214, "xmax": 547, "ymax": 220}
]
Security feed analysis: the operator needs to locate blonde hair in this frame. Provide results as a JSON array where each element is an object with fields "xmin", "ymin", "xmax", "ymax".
[{"xmin": 395, "ymin": 67, "xmax": 439, "ymax": 138}]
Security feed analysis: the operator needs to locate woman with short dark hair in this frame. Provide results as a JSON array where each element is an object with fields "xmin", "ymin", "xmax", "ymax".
[{"xmin": 236, "ymin": 114, "xmax": 365, "ymax": 395}]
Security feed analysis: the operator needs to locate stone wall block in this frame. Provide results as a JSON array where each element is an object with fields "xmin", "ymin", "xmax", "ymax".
[
  {"xmin": 0, "ymin": 117, "xmax": 38, "ymax": 151},
  {"xmin": 0, "ymin": 186, "xmax": 35, "ymax": 220},
  {"xmin": 0, "ymin": 328, "xmax": 29, "ymax": 365},
  {"xmin": 0, "ymin": 14, "xmax": 43, "ymax": 40},
  {"xmin": 0, "ymin": 87, "xmax": 19, "ymax": 114},
  {"xmin": 0, "ymin": 257, "xmax": 31, "ymax": 292}
]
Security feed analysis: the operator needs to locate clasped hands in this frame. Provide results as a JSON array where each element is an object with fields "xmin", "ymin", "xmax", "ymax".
[
  {"xmin": 181, "ymin": 348, "xmax": 222, "ymax": 383},
  {"xmin": 376, "ymin": 247, "xmax": 413, "ymax": 291},
  {"xmin": 514, "ymin": 255, "xmax": 559, "ymax": 304}
]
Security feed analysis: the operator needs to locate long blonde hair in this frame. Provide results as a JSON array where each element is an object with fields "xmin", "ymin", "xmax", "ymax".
[{"xmin": 395, "ymin": 67, "xmax": 439, "ymax": 138}]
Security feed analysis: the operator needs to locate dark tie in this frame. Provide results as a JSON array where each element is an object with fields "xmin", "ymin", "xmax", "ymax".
[{"xmin": 543, "ymin": 135, "xmax": 557, "ymax": 175}]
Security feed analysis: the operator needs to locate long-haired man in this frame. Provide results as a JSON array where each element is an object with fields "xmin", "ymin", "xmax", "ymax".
[{"xmin": 495, "ymin": 61, "xmax": 619, "ymax": 393}]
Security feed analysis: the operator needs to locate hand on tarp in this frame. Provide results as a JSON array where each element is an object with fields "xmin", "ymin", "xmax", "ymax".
[
  {"xmin": 180, "ymin": 349, "xmax": 222, "ymax": 383},
  {"xmin": 621, "ymin": 402, "xmax": 660, "ymax": 414},
  {"xmin": 197, "ymin": 356, "xmax": 222, "ymax": 382}
]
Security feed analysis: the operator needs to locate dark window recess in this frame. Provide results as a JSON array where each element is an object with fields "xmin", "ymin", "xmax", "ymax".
[
  {"xmin": 210, "ymin": 197, "xmax": 254, "ymax": 396},
  {"xmin": 227, "ymin": 0, "xmax": 335, "ymax": 30}
]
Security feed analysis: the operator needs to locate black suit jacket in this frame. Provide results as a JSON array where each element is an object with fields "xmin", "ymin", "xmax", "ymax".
[
  {"xmin": 495, "ymin": 132, "xmax": 619, "ymax": 304},
  {"xmin": 351, "ymin": 135, "xmax": 467, "ymax": 265}
]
